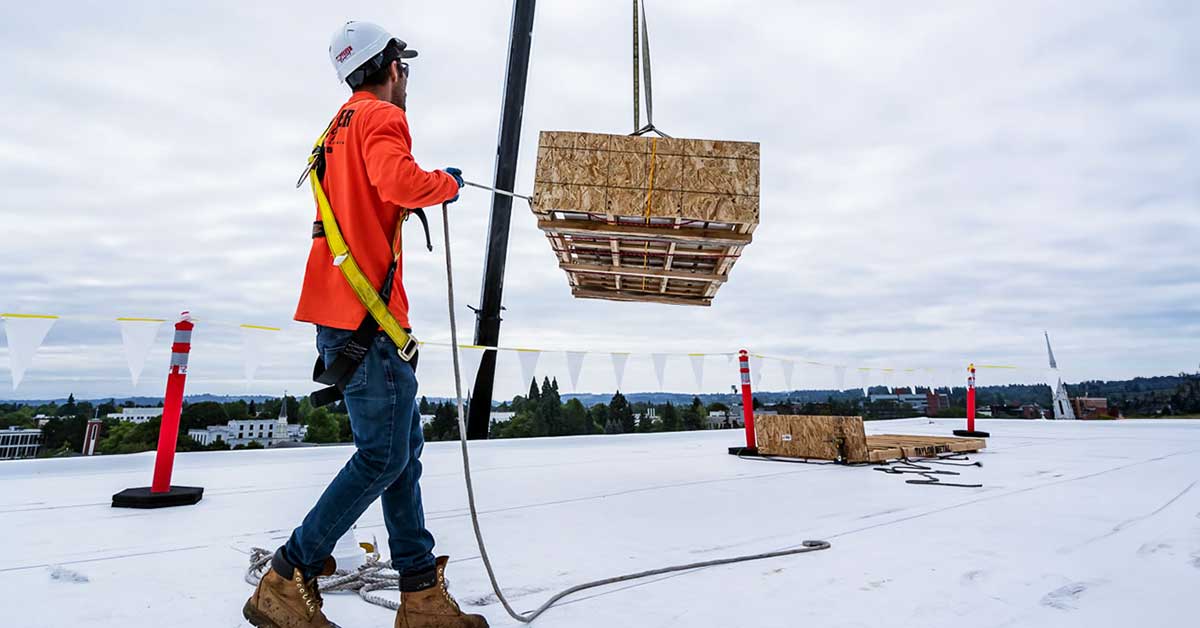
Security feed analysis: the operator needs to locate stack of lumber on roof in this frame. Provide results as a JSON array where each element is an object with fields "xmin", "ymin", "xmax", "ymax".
[
  {"xmin": 754, "ymin": 415, "xmax": 987, "ymax": 463},
  {"xmin": 531, "ymin": 131, "xmax": 760, "ymax": 306}
]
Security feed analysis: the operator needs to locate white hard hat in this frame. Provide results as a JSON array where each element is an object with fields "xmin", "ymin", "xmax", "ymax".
[{"xmin": 328, "ymin": 21, "xmax": 418, "ymax": 85}]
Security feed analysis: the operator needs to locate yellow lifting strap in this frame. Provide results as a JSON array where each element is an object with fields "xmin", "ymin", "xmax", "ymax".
[{"xmin": 305, "ymin": 128, "xmax": 417, "ymax": 359}]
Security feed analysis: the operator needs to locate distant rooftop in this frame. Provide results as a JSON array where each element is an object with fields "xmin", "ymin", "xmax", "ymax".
[{"xmin": 2, "ymin": 418, "xmax": 1198, "ymax": 626}]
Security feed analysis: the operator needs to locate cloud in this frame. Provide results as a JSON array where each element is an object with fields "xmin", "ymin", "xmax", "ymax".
[{"xmin": 0, "ymin": 0, "xmax": 1197, "ymax": 400}]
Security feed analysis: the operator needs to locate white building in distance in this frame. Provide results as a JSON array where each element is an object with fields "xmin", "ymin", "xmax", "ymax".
[
  {"xmin": 0, "ymin": 427, "xmax": 42, "ymax": 460},
  {"xmin": 187, "ymin": 398, "xmax": 305, "ymax": 448},
  {"xmin": 106, "ymin": 407, "xmax": 164, "ymax": 424}
]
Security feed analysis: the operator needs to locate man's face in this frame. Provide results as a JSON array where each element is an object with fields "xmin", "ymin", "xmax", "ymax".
[{"xmin": 389, "ymin": 61, "xmax": 409, "ymax": 110}]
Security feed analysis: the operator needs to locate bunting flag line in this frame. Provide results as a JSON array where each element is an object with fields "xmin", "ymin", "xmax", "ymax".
[
  {"xmin": 834, "ymin": 365, "xmax": 847, "ymax": 392},
  {"xmin": 454, "ymin": 345, "xmax": 485, "ymax": 391},
  {"xmin": 239, "ymin": 324, "xmax": 281, "ymax": 383},
  {"xmin": 1, "ymin": 314, "xmax": 58, "ymax": 390},
  {"xmin": 117, "ymin": 317, "xmax": 165, "ymax": 387},
  {"xmin": 781, "ymin": 360, "xmax": 795, "ymax": 391},
  {"xmin": 688, "ymin": 353, "xmax": 706, "ymax": 390},
  {"xmin": 516, "ymin": 349, "xmax": 541, "ymax": 390},
  {"xmin": 750, "ymin": 354, "xmax": 764, "ymax": 389},
  {"xmin": 858, "ymin": 367, "xmax": 870, "ymax": 395},
  {"xmin": 651, "ymin": 353, "xmax": 669, "ymax": 391},
  {"xmin": 611, "ymin": 352, "xmax": 630, "ymax": 391},
  {"xmin": 565, "ymin": 351, "xmax": 586, "ymax": 392}
]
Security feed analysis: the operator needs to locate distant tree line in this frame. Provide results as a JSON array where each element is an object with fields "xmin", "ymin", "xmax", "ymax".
[{"xmin": 5, "ymin": 373, "xmax": 1197, "ymax": 457}]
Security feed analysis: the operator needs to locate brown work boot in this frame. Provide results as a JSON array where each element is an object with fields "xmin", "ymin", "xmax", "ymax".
[
  {"xmin": 243, "ymin": 551, "xmax": 339, "ymax": 628},
  {"xmin": 395, "ymin": 556, "xmax": 489, "ymax": 628}
]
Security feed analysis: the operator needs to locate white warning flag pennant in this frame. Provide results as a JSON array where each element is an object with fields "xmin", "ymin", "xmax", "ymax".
[
  {"xmin": 749, "ymin": 354, "xmax": 764, "ymax": 389},
  {"xmin": 565, "ymin": 351, "xmax": 586, "ymax": 392},
  {"xmin": 834, "ymin": 365, "xmax": 847, "ymax": 391},
  {"xmin": 781, "ymin": 360, "xmax": 795, "ymax": 391},
  {"xmin": 517, "ymin": 350, "xmax": 541, "ymax": 391},
  {"xmin": 240, "ymin": 324, "xmax": 279, "ymax": 383},
  {"xmin": 2, "ymin": 314, "xmax": 58, "ymax": 390},
  {"xmin": 688, "ymin": 354, "xmax": 706, "ymax": 390},
  {"xmin": 611, "ymin": 353, "xmax": 630, "ymax": 390},
  {"xmin": 454, "ymin": 345, "xmax": 485, "ymax": 391},
  {"xmin": 858, "ymin": 368, "xmax": 871, "ymax": 395},
  {"xmin": 881, "ymin": 368, "xmax": 895, "ymax": 393},
  {"xmin": 117, "ymin": 318, "xmax": 164, "ymax": 387},
  {"xmin": 651, "ymin": 353, "xmax": 669, "ymax": 391}
]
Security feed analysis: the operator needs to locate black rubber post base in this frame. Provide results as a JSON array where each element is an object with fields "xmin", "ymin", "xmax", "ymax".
[
  {"xmin": 953, "ymin": 430, "xmax": 991, "ymax": 438},
  {"xmin": 728, "ymin": 446, "xmax": 760, "ymax": 456},
  {"xmin": 112, "ymin": 486, "xmax": 204, "ymax": 509}
]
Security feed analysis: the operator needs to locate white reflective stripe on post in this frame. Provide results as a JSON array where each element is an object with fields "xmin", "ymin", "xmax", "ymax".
[{"xmin": 174, "ymin": 329, "xmax": 192, "ymax": 344}]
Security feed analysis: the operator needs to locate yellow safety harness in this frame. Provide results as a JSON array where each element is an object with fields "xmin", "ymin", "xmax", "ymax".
[{"xmin": 300, "ymin": 123, "xmax": 421, "ymax": 405}]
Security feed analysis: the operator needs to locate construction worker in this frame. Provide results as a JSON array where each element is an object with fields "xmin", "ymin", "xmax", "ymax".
[{"xmin": 243, "ymin": 21, "xmax": 488, "ymax": 628}]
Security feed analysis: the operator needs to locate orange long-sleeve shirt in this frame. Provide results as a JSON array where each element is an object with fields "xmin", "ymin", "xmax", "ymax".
[{"xmin": 295, "ymin": 92, "xmax": 460, "ymax": 331}]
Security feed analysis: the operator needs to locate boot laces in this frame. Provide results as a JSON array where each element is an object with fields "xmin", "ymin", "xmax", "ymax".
[
  {"xmin": 439, "ymin": 571, "xmax": 461, "ymax": 612},
  {"xmin": 293, "ymin": 570, "xmax": 324, "ymax": 617}
]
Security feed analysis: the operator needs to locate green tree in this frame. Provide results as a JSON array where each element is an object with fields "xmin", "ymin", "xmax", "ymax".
[
  {"xmin": 297, "ymin": 397, "xmax": 314, "ymax": 424},
  {"xmin": 427, "ymin": 402, "xmax": 461, "ymax": 441},
  {"xmin": 58, "ymin": 394, "xmax": 78, "ymax": 417},
  {"xmin": 588, "ymin": 403, "xmax": 609, "ymax": 434},
  {"xmin": 563, "ymin": 399, "xmax": 589, "ymax": 435},
  {"xmin": 41, "ymin": 416, "xmax": 88, "ymax": 452},
  {"xmin": 536, "ymin": 377, "xmax": 564, "ymax": 436},
  {"xmin": 492, "ymin": 411, "xmax": 536, "ymax": 439},
  {"xmin": 637, "ymin": 410, "xmax": 655, "ymax": 433},
  {"xmin": 660, "ymin": 402, "xmax": 681, "ymax": 431},
  {"xmin": 96, "ymin": 399, "xmax": 118, "ymax": 419},
  {"xmin": 224, "ymin": 400, "xmax": 250, "ymax": 421},
  {"xmin": 683, "ymin": 396, "xmax": 706, "ymax": 430},
  {"xmin": 305, "ymin": 408, "xmax": 340, "ymax": 444},
  {"xmin": 181, "ymin": 401, "xmax": 228, "ymax": 432},
  {"xmin": 610, "ymin": 392, "xmax": 634, "ymax": 434}
]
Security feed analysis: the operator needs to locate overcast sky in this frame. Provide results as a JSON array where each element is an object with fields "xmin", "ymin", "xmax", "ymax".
[{"xmin": 1, "ymin": 0, "xmax": 1197, "ymax": 401}]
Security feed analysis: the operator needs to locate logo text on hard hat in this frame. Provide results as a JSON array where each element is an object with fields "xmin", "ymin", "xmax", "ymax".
[{"xmin": 335, "ymin": 46, "xmax": 354, "ymax": 64}]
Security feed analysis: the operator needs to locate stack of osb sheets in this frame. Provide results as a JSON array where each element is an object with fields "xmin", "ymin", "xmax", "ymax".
[{"xmin": 531, "ymin": 131, "xmax": 759, "ymax": 306}]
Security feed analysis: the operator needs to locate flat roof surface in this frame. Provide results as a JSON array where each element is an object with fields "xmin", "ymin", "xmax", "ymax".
[{"xmin": 2, "ymin": 418, "xmax": 1198, "ymax": 627}]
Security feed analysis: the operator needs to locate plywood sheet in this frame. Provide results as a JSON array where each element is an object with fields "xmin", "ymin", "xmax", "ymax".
[
  {"xmin": 754, "ymin": 415, "xmax": 869, "ymax": 463},
  {"xmin": 865, "ymin": 434, "xmax": 986, "ymax": 463},
  {"xmin": 532, "ymin": 130, "xmax": 760, "ymax": 306}
]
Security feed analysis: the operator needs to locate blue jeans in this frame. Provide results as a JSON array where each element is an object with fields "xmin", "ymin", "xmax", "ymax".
[{"xmin": 283, "ymin": 325, "xmax": 436, "ymax": 579}]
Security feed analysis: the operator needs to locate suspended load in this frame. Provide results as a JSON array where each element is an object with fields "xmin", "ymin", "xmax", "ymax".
[{"xmin": 531, "ymin": 131, "xmax": 760, "ymax": 306}]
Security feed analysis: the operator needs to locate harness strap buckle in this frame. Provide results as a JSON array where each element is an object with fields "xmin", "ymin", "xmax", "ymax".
[{"xmin": 398, "ymin": 335, "xmax": 419, "ymax": 362}]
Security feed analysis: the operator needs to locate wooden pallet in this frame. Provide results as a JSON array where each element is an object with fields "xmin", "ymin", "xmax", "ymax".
[
  {"xmin": 865, "ymin": 434, "xmax": 986, "ymax": 463},
  {"xmin": 532, "ymin": 131, "xmax": 760, "ymax": 306},
  {"xmin": 754, "ymin": 415, "xmax": 987, "ymax": 463}
]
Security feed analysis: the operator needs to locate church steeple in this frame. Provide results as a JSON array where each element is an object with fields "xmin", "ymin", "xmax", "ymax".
[
  {"xmin": 1045, "ymin": 334, "xmax": 1075, "ymax": 420},
  {"xmin": 278, "ymin": 392, "xmax": 288, "ymax": 424}
]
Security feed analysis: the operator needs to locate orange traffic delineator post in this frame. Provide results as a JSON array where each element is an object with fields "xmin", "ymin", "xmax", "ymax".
[
  {"xmin": 728, "ymin": 349, "xmax": 760, "ymax": 456},
  {"xmin": 112, "ymin": 312, "xmax": 204, "ymax": 509},
  {"xmin": 953, "ymin": 363, "xmax": 990, "ymax": 438}
]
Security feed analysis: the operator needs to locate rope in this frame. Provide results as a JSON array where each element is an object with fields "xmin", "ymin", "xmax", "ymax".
[
  {"xmin": 632, "ymin": 0, "xmax": 640, "ymax": 133},
  {"xmin": 242, "ymin": 203, "xmax": 835, "ymax": 620},
  {"xmin": 641, "ymin": 137, "xmax": 659, "ymax": 291},
  {"xmin": 439, "ymin": 203, "xmax": 832, "ymax": 623},
  {"xmin": 244, "ymin": 546, "xmax": 404, "ymax": 611}
]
